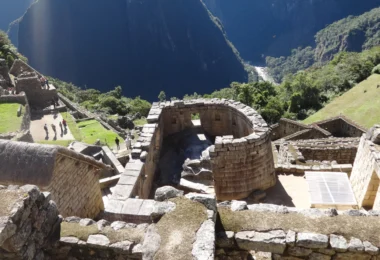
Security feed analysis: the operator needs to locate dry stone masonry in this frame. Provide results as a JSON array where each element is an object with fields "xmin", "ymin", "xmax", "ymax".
[
  {"xmin": 110, "ymin": 99, "xmax": 276, "ymax": 203},
  {"xmin": 350, "ymin": 127, "xmax": 380, "ymax": 209},
  {"xmin": 0, "ymin": 185, "xmax": 61, "ymax": 259},
  {"xmin": 0, "ymin": 140, "xmax": 107, "ymax": 218}
]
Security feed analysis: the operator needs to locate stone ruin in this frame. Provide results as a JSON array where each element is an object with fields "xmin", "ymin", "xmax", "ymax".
[
  {"xmin": 1, "ymin": 98, "xmax": 380, "ymax": 259},
  {"xmin": 111, "ymin": 99, "xmax": 276, "ymax": 202},
  {"xmin": 9, "ymin": 59, "xmax": 58, "ymax": 109}
]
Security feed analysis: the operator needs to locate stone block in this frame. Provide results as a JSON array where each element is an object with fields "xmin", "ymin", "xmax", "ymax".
[
  {"xmin": 121, "ymin": 199, "xmax": 144, "ymax": 215},
  {"xmin": 138, "ymin": 200, "xmax": 155, "ymax": 217},
  {"xmin": 185, "ymin": 193, "xmax": 216, "ymax": 211},
  {"xmin": 333, "ymin": 252, "xmax": 371, "ymax": 260},
  {"xmin": 154, "ymin": 186, "xmax": 184, "ymax": 201},
  {"xmin": 230, "ymin": 200, "xmax": 247, "ymax": 211},
  {"xmin": 87, "ymin": 234, "xmax": 110, "ymax": 248},
  {"xmin": 192, "ymin": 220, "xmax": 215, "ymax": 260},
  {"xmin": 308, "ymin": 252, "xmax": 331, "ymax": 260},
  {"xmin": 286, "ymin": 230, "xmax": 296, "ymax": 247},
  {"xmin": 287, "ymin": 246, "xmax": 312, "ymax": 257},
  {"xmin": 235, "ymin": 230, "xmax": 287, "ymax": 254},
  {"xmin": 348, "ymin": 237, "xmax": 364, "ymax": 252},
  {"xmin": 296, "ymin": 233, "xmax": 328, "ymax": 249}
]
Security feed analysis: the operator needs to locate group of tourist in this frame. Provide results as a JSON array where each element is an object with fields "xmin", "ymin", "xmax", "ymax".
[{"xmin": 44, "ymin": 119, "xmax": 67, "ymax": 136}]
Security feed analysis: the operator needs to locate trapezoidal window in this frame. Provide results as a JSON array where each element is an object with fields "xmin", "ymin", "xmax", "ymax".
[
  {"xmin": 171, "ymin": 117, "xmax": 177, "ymax": 124},
  {"xmin": 215, "ymin": 114, "xmax": 221, "ymax": 121}
]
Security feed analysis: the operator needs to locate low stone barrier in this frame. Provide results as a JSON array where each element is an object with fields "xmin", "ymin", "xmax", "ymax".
[{"xmin": 216, "ymin": 203, "xmax": 380, "ymax": 260}]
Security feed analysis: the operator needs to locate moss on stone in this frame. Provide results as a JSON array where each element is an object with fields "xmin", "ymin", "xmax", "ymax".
[
  {"xmin": 219, "ymin": 208, "xmax": 380, "ymax": 246},
  {"xmin": 60, "ymin": 222, "xmax": 99, "ymax": 241},
  {"xmin": 102, "ymin": 226, "xmax": 144, "ymax": 244},
  {"xmin": 154, "ymin": 197, "xmax": 208, "ymax": 260}
]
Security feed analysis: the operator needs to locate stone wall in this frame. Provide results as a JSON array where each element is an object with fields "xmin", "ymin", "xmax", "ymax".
[
  {"xmin": 271, "ymin": 119, "xmax": 310, "ymax": 141},
  {"xmin": 283, "ymin": 127, "xmax": 331, "ymax": 141},
  {"xmin": 350, "ymin": 135, "xmax": 380, "ymax": 209},
  {"xmin": 295, "ymin": 138, "xmax": 359, "ymax": 164},
  {"xmin": 9, "ymin": 59, "xmax": 42, "ymax": 78},
  {"xmin": 218, "ymin": 229, "xmax": 380, "ymax": 260},
  {"xmin": 0, "ymin": 185, "xmax": 61, "ymax": 259},
  {"xmin": 216, "ymin": 203, "xmax": 380, "ymax": 260},
  {"xmin": 126, "ymin": 99, "xmax": 275, "ymax": 201},
  {"xmin": 0, "ymin": 93, "xmax": 27, "ymax": 105},
  {"xmin": 316, "ymin": 116, "xmax": 366, "ymax": 137},
  {"xmin": 0, "ymin": 140, "xmax": 107, "ymax": 218},
  {"xmin": 15, "ymin": 75, "xmax": 58, "ymax": 108}
]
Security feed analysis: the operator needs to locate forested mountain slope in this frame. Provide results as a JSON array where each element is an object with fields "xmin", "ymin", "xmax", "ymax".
[
  {"xmin": 266, "ymin": 7, "xmax": 380, "ymax": 83},
  {"xmin": 203, "ymin": 0, "xmax": 380, "ymax": 63}
]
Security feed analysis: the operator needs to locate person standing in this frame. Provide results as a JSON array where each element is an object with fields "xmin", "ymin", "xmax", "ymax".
[
  {"xmin": 62, "ymin": 119, "xmax": 67, "ymax": 130},
  {"xmin": 125, "ymin": 135, "xmax": 132, "ymax": 150},
  {"xmin": 51, "ymin": 124, "xmax": 56, "ymax": 135},
  {"xmin": 115, "ymin": 137, "xmax": 120, "ymax": 150},
  {"xmin": 43, "ymin": 123, "xmax": 48, "ymax": 136},
  {"xmin": 59, "ymin": 121, "xmax": 63, "ymax": 133}
]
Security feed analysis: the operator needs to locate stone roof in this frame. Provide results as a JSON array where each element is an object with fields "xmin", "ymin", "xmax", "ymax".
[{"xmin": 0, "ymin": 140, "xmax": 107, "ymax": 187}]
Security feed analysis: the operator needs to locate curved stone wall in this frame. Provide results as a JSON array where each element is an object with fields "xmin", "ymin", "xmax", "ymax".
[{"xmin": 128, "ymin": 99, "xmax": 275, "ymax": 201}]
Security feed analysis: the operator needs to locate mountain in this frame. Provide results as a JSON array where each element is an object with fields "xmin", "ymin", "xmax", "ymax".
[
  {"xmin": 304, "ymin": 74, "xmax": 380, "ymax": 128},
  {"xmin": 0, "ymin": 0, "xmax": 33, "ymax": 31},
  {"xmin": 266, "ymin": 7, "xmax": 380, "ymax": 83},
  {"xmin": 16, "ymin": 0, "xmax": 247, "ymax": 100},
  {"xmin": 315, "ymin": 7, "xmax": 380, "ymax": 62},
  {"xmin": 203, "ymin": 0, "xmax": 380, "ymax": 63}
]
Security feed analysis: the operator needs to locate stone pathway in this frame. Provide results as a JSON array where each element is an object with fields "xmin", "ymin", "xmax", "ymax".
[{"xmin": 30, "ymin": 113, "xmax": 74, "ymax": 142}]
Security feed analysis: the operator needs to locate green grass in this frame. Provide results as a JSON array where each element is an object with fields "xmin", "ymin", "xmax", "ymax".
[
  {"xmin": 77, "ymin": 119, "xmax": 123, "ymax": 146},
  {"xmin": 304, "ymin": 74, "xmax": 380, "ymax": 128},
  {"xmin": 60, "ymin": 112, "xmax": 82, "ymax": 141},
  {"xmin": 108, "ymin": 115, "xmax": 118, "ymax": 120},
  {"xmin": 0, "ymin": 103, "xmax": 24, "ymax": 133},
  {"xmin": 133, "ymin": 117, "xmax": 147, "ymax": 126}
]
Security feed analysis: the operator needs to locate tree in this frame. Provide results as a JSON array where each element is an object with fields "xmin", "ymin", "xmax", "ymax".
[
  {"xmin": 158, "ymin": 91, "xmax": 166, "ymax": 102},
  {"xmin": 261, "ymin": 97, "xmax": 284, "ymax": 124}
]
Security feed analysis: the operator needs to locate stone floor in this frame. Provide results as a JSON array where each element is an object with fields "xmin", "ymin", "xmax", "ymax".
[
  {"xmin": 30, "ymin": 113, "xmax": 74, "ymax": 142},
  {"xmin": 262, "ymin": 174, "xmax": 311, "ymax": 208}
]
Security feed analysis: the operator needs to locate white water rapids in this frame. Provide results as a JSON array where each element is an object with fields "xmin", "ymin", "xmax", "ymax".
[{"xmin": 254, "ymin": 66, "xmax": 276, "ymax": 84}]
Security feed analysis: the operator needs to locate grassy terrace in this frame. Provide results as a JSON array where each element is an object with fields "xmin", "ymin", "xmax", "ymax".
[
  {"xmin": 0, "ymin": 103, "xmax": 24, "ymax": 133},
  {"xmin": 77, "ymin": 119, "xmax": 123, "ymax": 146},
  {"xmin": 304, "ymin": 74, "xmax": 380, "ymax": 128}
]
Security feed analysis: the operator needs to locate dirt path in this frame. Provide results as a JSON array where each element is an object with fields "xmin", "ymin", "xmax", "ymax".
[{"xmin": 30, "ymin": 113, "xmax": 74, "ymax": 142}]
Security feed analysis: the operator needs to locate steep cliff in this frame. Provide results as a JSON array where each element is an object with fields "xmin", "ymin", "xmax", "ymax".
[
  {"xmin": 0, "ymin": 0, "xmax": 33, "ymax": 31},
  {"xmin": 315, "ymin": 7, "xmax": 380, "ymax": 62},
  {"xmin": 17, "ymin": 0, "xmax": 247, "ymax": 100},
  {"xmin": 203, "ymin": 0, "xmax": 380, "ymax": 63}
]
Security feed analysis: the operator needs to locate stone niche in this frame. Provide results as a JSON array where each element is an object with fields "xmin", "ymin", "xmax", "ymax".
[{"xmin": 132, "ymin": 99, "xmax": 276, "ymax": 201}]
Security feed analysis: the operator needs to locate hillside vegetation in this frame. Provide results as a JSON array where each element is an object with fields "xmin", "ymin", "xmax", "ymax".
[
  {"xmin": 304, "ymin": 74, "xmax": 380, "ymax": 128},
  {"xmin": 180, "ymin": 46, "xmax": 380, "ymax": 124},
  {"xmin": 0, "ymin": 30, "xmax": 27, "ymax": 68},
  {"xmin": 266, "ymin": 7, "xmax": 380, "ymax": 83}
]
